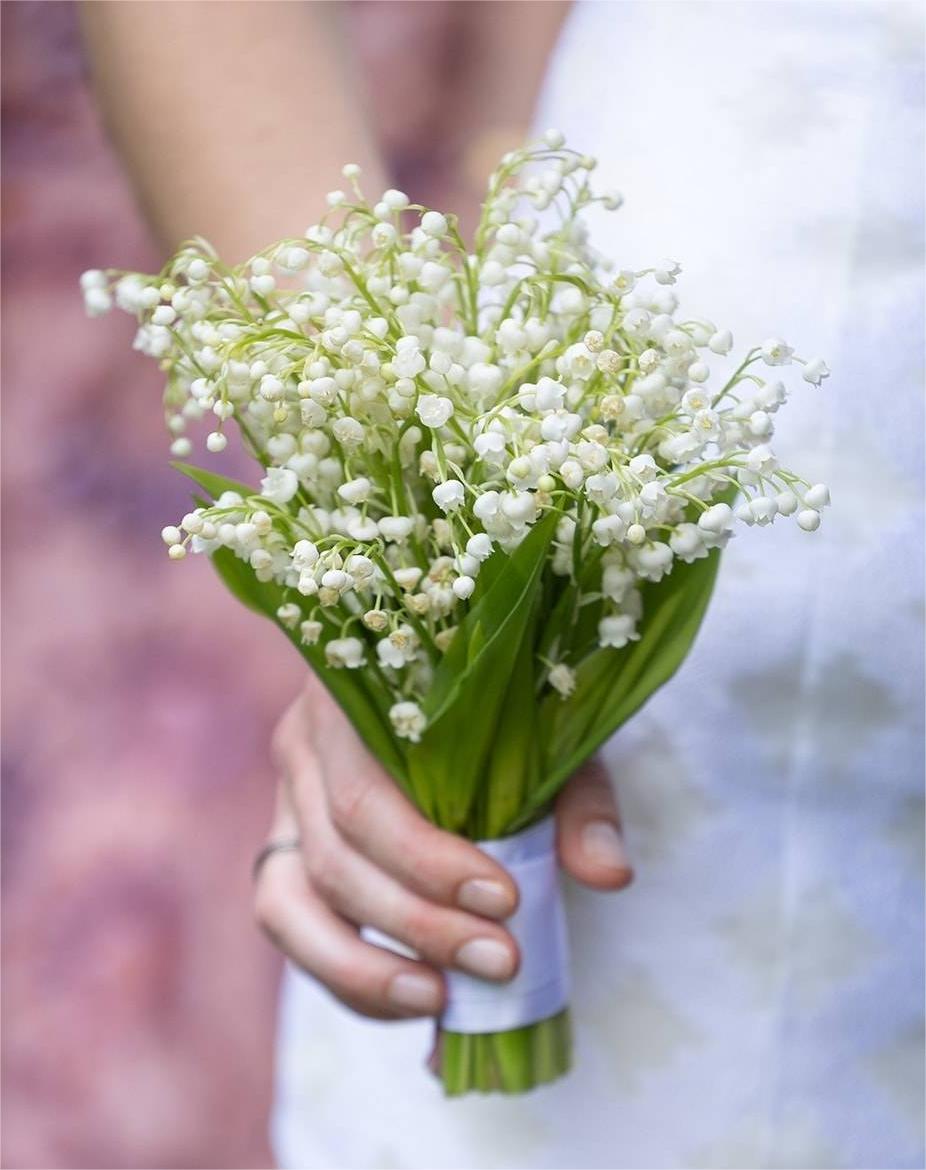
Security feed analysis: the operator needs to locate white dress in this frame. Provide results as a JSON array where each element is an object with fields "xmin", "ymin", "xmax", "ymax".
[{"xmin": 271, "ymin": 4, "xmax": 925, "ymax": 1167}]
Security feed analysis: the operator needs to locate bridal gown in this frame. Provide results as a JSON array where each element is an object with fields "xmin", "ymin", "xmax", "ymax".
[{"xmin": 271, "ymin": 3, "xmax": 925, "ymax": 1167}]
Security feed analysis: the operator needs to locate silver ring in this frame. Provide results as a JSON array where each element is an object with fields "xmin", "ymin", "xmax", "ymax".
[{"xmin": 252, "ymin": 836, "xmax": 301, "ymax": 880}]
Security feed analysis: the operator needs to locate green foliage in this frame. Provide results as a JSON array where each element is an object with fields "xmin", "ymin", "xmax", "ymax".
[{"xmin": 177, "ymin": 461, "xmax": 724, "ymax": 838}]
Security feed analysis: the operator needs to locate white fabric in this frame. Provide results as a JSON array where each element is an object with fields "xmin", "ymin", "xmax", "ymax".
[
  {"xmin": 271, "ymin": 3, "xmax": 925, "ymax": 1167},
  {"xmin": 442, "ymin": 817, "xmax": 570, "ymax": 1033}
]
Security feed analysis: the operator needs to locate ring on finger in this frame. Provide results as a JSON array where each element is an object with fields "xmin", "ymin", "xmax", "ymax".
[{"xmin": 253, "ymin": 836, "xmax": 301, "ymax": 880}]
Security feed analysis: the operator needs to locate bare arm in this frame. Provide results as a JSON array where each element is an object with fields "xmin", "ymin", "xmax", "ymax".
[{"xmin": 79, "ymin": 0, "xmax": 386, "ymax": 259}]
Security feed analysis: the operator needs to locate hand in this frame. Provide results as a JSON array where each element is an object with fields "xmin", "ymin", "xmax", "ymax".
[{"xmin": 254, "ymin": 676, "xmax": 634, "ymax": 1020}]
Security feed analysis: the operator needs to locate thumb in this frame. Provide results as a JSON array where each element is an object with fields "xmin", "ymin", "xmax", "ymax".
[{"xmin": 554, "ymin": 758, "xmax": 634, "ymax": 891}]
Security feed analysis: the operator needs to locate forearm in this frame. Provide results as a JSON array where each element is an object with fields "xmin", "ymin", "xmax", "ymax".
[{"xmin": 80, "ymin": 0, "xmax": 386, "ymax": 260}]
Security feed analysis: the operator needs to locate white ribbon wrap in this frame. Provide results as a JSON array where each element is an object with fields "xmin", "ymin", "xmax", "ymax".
[{"xmin": 441, "ymin": 816, "xmax": 570, "ymax": 1034}]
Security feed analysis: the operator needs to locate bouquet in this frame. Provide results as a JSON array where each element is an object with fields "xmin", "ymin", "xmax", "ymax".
[{"xmin": 83, "ymin": 132, "xmax": 830, "ymax": 1095}]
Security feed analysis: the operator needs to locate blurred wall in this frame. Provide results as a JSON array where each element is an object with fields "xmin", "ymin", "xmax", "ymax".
[
  {"xmin": 1, "ymin": 4, "xmax": 296, "ymax": 1166},
  {"xmin": 0, "ymin": 2, "xmax": 485, "ymax": 1166}
]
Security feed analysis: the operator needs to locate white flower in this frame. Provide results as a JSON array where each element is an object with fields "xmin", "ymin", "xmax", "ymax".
[
  {"xmin": 500, "ymin": 491, "xmax": 537, "ymax": 525},
  {"xmin": 92, "ymin": 132, "xmax": 828, "ymax": 720},
  {"xmin": 421, "ymin": 210, "xmax": 448, "ymax": 237},
  {"xmin": 321, "ymin": 568, "xmax": 351, "ymax": 594},
  {"xmin": 293, "ymin": 540, "xmax": 319, "ymax": 569},
  {"xmin": 297, "ymin": 572, "xmax": 319, "ymax": 597},
  {"xmin": 746, "ymin": 444, "xmax": 779, "ymax": 475},
  {"xmin": 559, "ymin": 460, "xmax": 584, "ymax": 490},
  {"xmin": 468, "ymin": 363, "xmax": 504, "ymax": 400},
  {"xmin": 669, "ymin": 523, "xmax": 708, "ymax": 562},
  {"xmin": 332, "ymin": 417, "xmax": 365, "ymax": 448},
  {"xmin": 576, "ymin": 441, "xmax": 608, "ymax": 472},
  {"xmin": 735, "ymin": 501, "xmax": 757, "ymax": 526},
  {"xmin": 382, "ymin": 188, "xmax": 410, "ymax": 210},
  {"xmin": 698, "ymin": 502, "xmax": 733, "ymax": 534},
  {"xmin": 379, "ymin": 516, "xmax": 415, "ymax": 542},
  {"xmin": 534, "ymin": 377, "xmax": 567, "ymax": 412},
  {"xmin": 805, "ymin": 483, "xmax": 831, "ymax": 509},
  {"xmin": 654, "ymin": 258, "xmax": 681, "ymax": 285},
  {"xmin": 416, "ymin": 395, "xmax": 455, "ymax": 428},
  {"xmin": 452, "ymin": 575, "xmax": 475, "ymax": 599},
  {"xmin": 389, "ymin": 701, "xmax": 427, "ymax": 742},
  {"xmin": 346, "ymin": 554, "xmax": 375, "ymax": 584},
  {"xmin": 549, "ymin": 663, "xmax": 576, "ymax": 698},
  {"xmin": 260, "ymin": 467, "xmax": 299, "ymax": 505},
  {"xmin": 338, "ymin": 477, "xmax": 372, "ymax": 505},
  {"xmin": 377, "ymin": 633, "xmax": 410, "ymax": 670},
  {"xmin": 797, "ymin": 508, "xmax": 822, "ymax": 532},
  {"xmin": 599, "ymin": 614, "xmax": 640, "ymax": 649},
  {"xmin": 776, "ymin": 490, "xmax": 799, "ymax": 516},
  {"xmin": 300, "ymin": 620, "xmax": 323, "ymax": 646},
  {"xmin": 748, "ymin": 410, "xmax": 773, "ymax": 437},
  {"xmin": 394, "ymin": 567, "xmax": 423, "ymax": 591},
  {"xmin": 276, "ymin": 603, "xmax": 302, "ymax": 629},
  {"xmin": 456, "ymin": 553, "xmax": 481, "ymax": 577},
  {"xmin": 592, "ymin": 515, "xmax": 625, "ymax": 547},
  {"xmin": 761, "ymin": 337, "xmax": 794, "ymax": 366},
  {"xmin": 325, "ymin": 637, "xmax": 366, "ymax": 668},
  {"xmin": 585, "ymin": 472, "xmax": 618, "ymax": 505},
  {"xmin": 750, "ymin": 496, "xmax": 779, "ymax": 526},
  {"xmin": 602, "ymin": 564, "xmax": 634, "ymax": 601},
  {"xmin": 682, "ymin": 388, "xmax": 710, "ymax": 414},
  {"xmin": 80, "ymin": 268, "xmax": 107, "ymax": 291},
  {"xmin": 392, "ymin": 336, "xmax": 426, "ymax": 379},
  {"xmin": 83, "ymin": 284, "xmax": 113, "ymax": 316},
  {"xmin": 474, "ymin": 431, "xmax": 507, "ymax": 464},
  {"xmin": 802, "ymin": 357, "xmax": 830, "ymax": 385},
  {"xmin": 433, "ymin": 480, "xmax": 465, "ymax": 512},
  {"xmin": 612, "ymin": 269, "xmax": 636, "ymax": 294},
  {"xmin": 628, "ymin": 453, "xmax": 657, "ymax": 482},
  {"xmin": 466, "ymin": 533, "xmax": 493, "ymax": 561},
  {"xmin": 631, "ymin": 541, "xmax": 674, "ymax": 582},
  {"xmin": 687, "ymin": 361, "xmax": 710, "ymax": 384}
]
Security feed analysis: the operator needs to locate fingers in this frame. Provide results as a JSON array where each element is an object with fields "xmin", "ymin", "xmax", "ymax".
[
  {"xmin": 263, "ymin": 681, "xmax": 630, "ymax": 1030},
  {"xmin": 254, "ymin": 850, "xmax": 445, "ymax": 1019},
  {"xmin": 285, "ymin": 730, "xmax": 519, "ymax": 982},
  {"xmin": 301, "ymin": 689, "xmax": 520, "ymax": 920},
  {"xmin": 555, "ymin": 758, "xmax": 634, "ymax": 891}
]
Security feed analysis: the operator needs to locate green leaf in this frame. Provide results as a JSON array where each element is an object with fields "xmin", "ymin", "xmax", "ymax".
[
  {"xmin": 171, "ymin": 461, "xmax": 256, "ymax": 501},
  {"xmin": 423, "ymin": 512, "xmax": 558, "ymax": 724},
  {"xmin": 404, "ymin": 512, "xmax": 558, "ymax": 831},
  {"xmin": 514, "ymin": 545, "xmax": 724, "ymax": 823}
]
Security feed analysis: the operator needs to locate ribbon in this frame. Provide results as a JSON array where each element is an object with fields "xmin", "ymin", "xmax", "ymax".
[{"xmin": 441, "ymin": 815, "xmax": 570, "ymax": 1034}]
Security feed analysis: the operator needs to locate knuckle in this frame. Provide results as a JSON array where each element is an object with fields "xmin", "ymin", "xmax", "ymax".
[
  {"xmin": 326, "ymin": 956, "xmax": 376, "ymax": 1006},
  {"xmin": 270, "ymin": 710, "xmax": 299, "ymax": 773},
  {"xmin": 304, "ymin": 841, "xmax": 341, "ymax": 901},
  {"xmin": 327, "ymin": 771, "xmax": 376, "ymax": 834},
  {"xmin": 399, "ymin": 901, "xmax": 457, "ymax": 964},
  {"xmin": 252, "ymin": 882, "xmax": 283, "ymax": 939},
  {"xmin": 390, "ymin": 830, "xmax": 450, "ymax": 900},
  {"xmin": 393, "ymin": 832, "xmax": 432, "ymax": 882}
]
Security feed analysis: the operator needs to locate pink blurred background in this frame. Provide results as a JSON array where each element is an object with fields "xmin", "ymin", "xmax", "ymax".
[{"xmin": 0, "ymin": 2, "xmax": 532, "ymax": 1165}]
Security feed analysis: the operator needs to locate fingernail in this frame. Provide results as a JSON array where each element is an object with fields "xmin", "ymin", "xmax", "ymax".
[
  {"xmin": 388, "ymin": 973, "xmax": 442, "ymax": 1015},
  {"xmin": 454, "ymin": 938, "xmax": 515, "ymax": 981},
  {"xmin": 581, "ymin": 820, "xmax": 628, "ymax": 869},
  {"xmin": 457, "ymin": 878, "xmax": 513, "ymax": 919}
]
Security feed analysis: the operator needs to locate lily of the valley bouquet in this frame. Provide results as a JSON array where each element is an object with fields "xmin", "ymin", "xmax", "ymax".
[{"xmin": 85, "ymin": 132, "xmax": 830, "ymax": 1096}]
